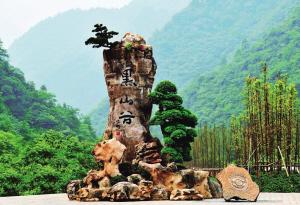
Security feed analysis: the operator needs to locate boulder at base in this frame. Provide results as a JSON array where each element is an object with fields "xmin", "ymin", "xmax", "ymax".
[{"xmin": 216, "ymin": 164, "xmax": 260, "ymax": 202}]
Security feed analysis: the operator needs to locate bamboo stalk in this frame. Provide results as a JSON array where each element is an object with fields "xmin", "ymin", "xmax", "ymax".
[{"xmin": 278, "ymin": 146, "xmax": 289, "ymax": 177}]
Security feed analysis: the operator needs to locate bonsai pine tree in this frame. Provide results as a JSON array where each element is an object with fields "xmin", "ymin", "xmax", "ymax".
[
  {"xmin": 85, "ymin": 24, "xmax": 119, "ymax": 48},
  {"xmin": 149, "ymin": 81, "xmax": 198, "ymax": 163}
]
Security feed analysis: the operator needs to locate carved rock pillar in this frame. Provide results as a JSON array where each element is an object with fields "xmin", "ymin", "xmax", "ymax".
[{"xmin": 102, "ymin": 33, "xmax": 156, "ymax": 162}]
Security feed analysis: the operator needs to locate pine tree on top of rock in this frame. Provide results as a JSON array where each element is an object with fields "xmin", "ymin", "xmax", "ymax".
[
  {"xmin": 85, "ymin": 24, "xmax": 119, "ymax": 48},
  {"xmin": 149, "ymin": 80, "xmax": 198, "ymax": 163}
]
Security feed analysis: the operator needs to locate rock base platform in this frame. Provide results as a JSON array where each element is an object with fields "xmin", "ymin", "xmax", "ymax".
[{"xmin": 0, "ymin": 193, "xmax": 299, "ymax": 205}]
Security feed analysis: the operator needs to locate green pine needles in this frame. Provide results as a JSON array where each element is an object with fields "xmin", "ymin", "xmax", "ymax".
[{"xmin": 149, "ymin": 81, "xmax": 198, "ymax": 163}]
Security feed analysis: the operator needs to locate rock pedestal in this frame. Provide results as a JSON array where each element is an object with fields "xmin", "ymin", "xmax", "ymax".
[
  {"xmin": 138, "ymin": 161, "xmax": 211, "ymax": 199},
  {"xmin": 216, "ymin": 164, "xmax": 260, "ymax": 202},
  {"xmin": 102, "ymin": 33, "xmax": 156, "ymax": 162}
]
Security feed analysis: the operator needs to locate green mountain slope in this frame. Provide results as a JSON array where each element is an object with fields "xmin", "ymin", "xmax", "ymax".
[
  {"xmin": 183, "ymin": 6, "xmax": 300, "ymax": 124},
  {"xmin": 150, "ymin": 0, "xmax": 299, "ymax": 88},
  {"xmin": 91, "ymin": 0, "xmax": 299, "ymax": 135},
  {"xmin": 0, "ymin": 42, "xmax": 96, "ymax": 141},
  {"xmin": 0, "ymin": 41, "xmax": 98, "ymax": 196},
  {"xmin": 8, "ymin": 0, "xmax": 190, "ymax": 113}
]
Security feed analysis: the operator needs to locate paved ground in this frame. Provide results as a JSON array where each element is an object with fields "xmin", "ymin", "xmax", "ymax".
[{"xmin": 0, "ymin": 193, "xmax": 299, "ymax": 205}]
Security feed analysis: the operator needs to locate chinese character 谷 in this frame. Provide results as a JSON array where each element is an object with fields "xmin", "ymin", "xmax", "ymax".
[{"xmin": 119, "ymin": 111, "xmax": 135, "ymax": 125}]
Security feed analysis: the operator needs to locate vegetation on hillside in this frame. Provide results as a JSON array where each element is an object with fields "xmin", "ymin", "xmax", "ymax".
[
  {"xmin": 8, "ymin": 0, "xmax": 190, "ymax": 113},
  {"xmin": 0, "ymin": 42, "xmax": 98, "ymax": 196},
  {"xmin": 151, "ymin": 0, "xmax": 299, "ymax": 88},
  {"xmin": 3, "ymin": 1, "xmax": 300, "ymax": 195},
  {"xmin": 92, "ymin": 0, "xmax": 300, "ymax": 134},
  {"xmin": 189, "ymin": 66, "xmax": 300, "ymax": 172},
  {"xmin": 184, "ymin": 6, "xmax": 300, "ymax": 125}
]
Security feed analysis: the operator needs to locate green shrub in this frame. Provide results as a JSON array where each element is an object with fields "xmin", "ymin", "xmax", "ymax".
[
  {"xmin": 124, "ymin": 42, "xmax": 132, "ymax": 51},
  {"xmin": 252, "ymin": 171, "xmax": 300, "ymax": 192}
]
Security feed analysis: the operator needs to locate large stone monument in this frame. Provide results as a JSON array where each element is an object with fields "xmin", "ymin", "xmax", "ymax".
[
  {"xmin": 67, "ymin": 30, "xmax": 257, "ymax": 202},
  {"xmin": 102, "ymin": 33, "xmax": 156, "ymax": 162},
  {"xmin": 67, "ymin": 32, "xmax": 217, "ymax": 201}
]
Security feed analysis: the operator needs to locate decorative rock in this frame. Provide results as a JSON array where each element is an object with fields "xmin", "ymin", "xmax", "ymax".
[
  {"xmin": 138, "ymin": 162, "xmax": 183, "ymax": 191},
  {"xmin": 138, "ymin": 162, "xmax": 212, "ymax": 198},
  {"xmin": 133, "ymin": 138, "xmax": 163, "ymax": 164},
  {"xmin": 180, "ymin": 169, "xmax": 195, "ymax": 188},
  {"xmin": 127, "ymin": 174, "xmax": 143, "ymax": 184},
  {"xmin": 67, "ymin": 32, "xmax": 214, "ymax": 202},
  {"xmin": 166, "ymin": 162, "xmax": 178, "ymax": 172},
  {"xmin": 76, "ymin": 187, "xmax": 109, "ymax": 201},
  {"xmin": 138, "ymin": 180, "xmax": 153, "ymax": 200},
  {"xmin": 99, "ymin": 176, "xmax": 110, "ymax": 188},
  {"xmin": 66, "ymin": 180, "xmax": 83, "ymax": 200},
  {"xmin": 193, "ymin": 170, "xmax": 212, "ymax": 199},
  {"xmin": 108, "ymin": 182, "xmax": 140, "ymax": 201},
  {"xmin": 102, "ymin": 32, "xmax": 157, "ymax": 162},
  {"xmin": 216, "ymin": 164, "xmax": 260, "ymax": 202},
  {"xmin": 68, "ymin": 33, "xmax": 158, "ymax": 202},
  {"xmin": 83, "ymin": 138, "xmax": 126, "ymax": 188},
  {"xmin": 170, "ymin": 189, "xmax": 203, "ymax": 200},
  {"xmin": 151, "ymin": 186, "xmax": 170, "ymax": 200},
  {"xmin": 121, "ymin": 33, "xmax": 146, "ymax": 49},
  {"xmin": 208, "ymin": 177, "xmax": 223, "ymax": 198}
]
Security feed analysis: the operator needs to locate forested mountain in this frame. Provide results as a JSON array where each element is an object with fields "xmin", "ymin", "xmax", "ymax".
[
  {"xmin": 183, "ymin": 6, "xmax": 300, "ymax": 124},
  {"xmin": 91, "ymin": 0, "xmax": 300, "ymax": 135},
  {"xmin": 8, "ymin": 0, "xmax": 190, "ymax": 113},
  {"xmin": 0, "ymin": 41, "xmax": 98, "ymax": 196},
  {"xmin": 150, "ymin": 0, "xmax": 299, "ymax": 87}
]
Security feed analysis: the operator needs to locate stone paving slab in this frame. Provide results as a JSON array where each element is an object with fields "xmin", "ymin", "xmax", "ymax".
[{"xmin": 0, "ymin": 193, "xmax": 299, "ymax": 205}]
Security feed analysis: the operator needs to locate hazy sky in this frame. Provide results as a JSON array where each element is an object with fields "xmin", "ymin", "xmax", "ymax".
[{"xmin": 0, "ymin": 0, "xmax": 131, "ymax": 48}]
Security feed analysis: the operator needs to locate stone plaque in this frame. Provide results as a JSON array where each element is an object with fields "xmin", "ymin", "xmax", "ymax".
[{"xmin": 216, "ymin": 164, "xmax": 260, "ymax": 202}]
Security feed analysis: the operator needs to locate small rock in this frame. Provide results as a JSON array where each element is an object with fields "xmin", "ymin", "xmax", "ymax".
[
  {"xmin": 170, "ymin": 189, "xmax": 203, "ymax": 200},
  {"xmin": 99, "ymin": 176, "xmax": 110, "ymax": 188},
  {"xmin": 66, "ymin": 180, "xmax": 83, "ymax": 200},
  {"xmin": 151, "ymin": 187, "xmax": 170, "ymax": 200},
  {"xmin": 208, "ymin": 177, "xmax": 223, "ymax": 198},
  {"xmin": 76, "ymin": 188, "xmax": 108, "ymax": 201},
  {"xmin": 193, "ymin": 170, "xmax": 212, "ymax": 199},
  {"xmin": 216, "ymin": 164, "xmax": 260, "ymax": 202},
  {"xmin": 108, "ymin": 182, "xmax": 140, "ymax": 201},
  {"xmin": 139, "ymin": 180, "xmax": 153, "ymax": 200},
  {"xmin": 127, "ymin": 174, "xmax": 143, "ymax": 184},
  {"xmin": 122, "ymin": 32, "xmax": 146, "ymax": 48},
  {"xmin": 180, "ymin": 169, "xmax": 195, "ymax": 188},
  {"xmin": 167, "ymin": 162, "xmax": 178, "ymax": 171}
]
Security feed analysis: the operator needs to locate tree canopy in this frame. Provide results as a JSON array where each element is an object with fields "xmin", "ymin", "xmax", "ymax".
[
  {"xmin": 85, "ymin": 24, "xmax": 119, "ymax": 48},
  {"xmin": 149, "ymin": 81, "xmax": 198, "ymax": 163}
]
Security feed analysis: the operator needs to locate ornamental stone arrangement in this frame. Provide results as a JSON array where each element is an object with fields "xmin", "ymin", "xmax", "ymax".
[{"xmin": 67, "ymin": 30, "xmax": 260, "ymax": 202}]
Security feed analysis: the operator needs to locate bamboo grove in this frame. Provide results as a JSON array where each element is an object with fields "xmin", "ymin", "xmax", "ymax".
[{"xmin": 188, "ymin": 64, "xmax": 300, "ymax": 174}]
